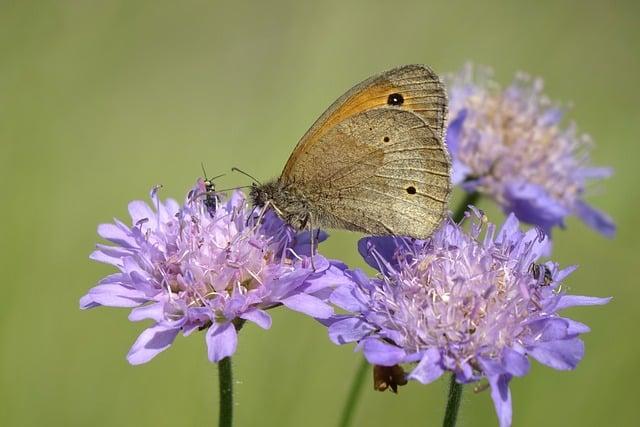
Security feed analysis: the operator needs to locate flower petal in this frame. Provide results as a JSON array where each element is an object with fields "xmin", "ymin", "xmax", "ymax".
[
  {"xmin": 361, "ymin": 339, "xmax": 406, "ymax": 366},
  {"xmin": 281, "ymin": 294, "xmax": 333, "ymax": 319},
  {"xmin": 503, "ymin": 181, "xmax": 568, "ymax": 235},
  {"xmin": 574, "ymin": 200, "xmax": 616, "ymax": 237},
  {"xmin": 328, "ymin": 318, "xmax": 374, "ymax": 345},
  {"xmin": 206, "ymin": 323, "xmax": 238, "ymax": 363},
  {"xmin": 329, "ymin": 284, "xmax": 367, "ymax": 312},
  {"xmin": 79, "ymin": 284, "xmax": 148, "ymax": 308},
  {"xmin": 488, "ymin": 374, "xmax": 513, "ymax": 427},
  {"xmin": 127, "ymin": 324, "xmax": 180, "ymax": 365},
  {"xmin": 555, "ymin": 295, "xmax": 611, "ymax": 311},
  {"xmin": 129, "ymin": 302, "xmax": 165, "ymax": 322},
  {"xmin": 239, "ymin": 309, "xmax": 272, "ymax": 329},
  {"xmin": 97, "ymin": 223, "xmax": 136, "ymax": 247},
  {"xmin": 357, "ymin": 236, "xmax": 402, "ymax": 274},
  {"xmin": 502, "ymin": 348, "xmax": 530, "ymax": 377},
  {"xmin": 128, "ymin": 200, "xmax": 154, "ymax": 224},
  {"xmin": 528, "ymin": 337, "xmax": 584, "ymax": 370},
  {"xmin": 407, "ymin": 349, "xmax": 444, "ymax": 384}
]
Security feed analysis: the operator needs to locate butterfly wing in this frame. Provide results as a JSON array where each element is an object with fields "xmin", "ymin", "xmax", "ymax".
[
  {"xmin": 282, "ymin": 64, "xmax": 447, "ymax": 180},
  {"xmin": 286, "ymin": 107, "xmax": 451, "ymax": 238}
]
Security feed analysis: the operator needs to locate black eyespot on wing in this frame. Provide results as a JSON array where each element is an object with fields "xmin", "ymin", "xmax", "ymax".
[
  {"xmin": 406, "ymin": 186, "xmax": 416, "ymax": 194},
  {"xmin": 383, "ymin": 136, "xmax": 390, "ymax": 142},
  {"xmin": 387, "ymin": 93, "xmax": 404, "ymax": 106}
]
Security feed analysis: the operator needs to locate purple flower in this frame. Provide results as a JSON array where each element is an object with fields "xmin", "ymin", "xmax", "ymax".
[
  {"xmin": 328, "ymin": 209, "xmax": 610, "ymax": 427},
  {"xmin": 445, "ymin": 64, "xmax": 615, "ymax": 237},
  {"xmin": 81, "ymin": 184, "xmax": 349, "ymax": 364}
]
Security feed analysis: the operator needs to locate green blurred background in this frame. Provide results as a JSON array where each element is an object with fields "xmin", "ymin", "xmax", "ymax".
[{"xmin": 1, "ymin": 1, "xmax": 638, "ymax": 426}]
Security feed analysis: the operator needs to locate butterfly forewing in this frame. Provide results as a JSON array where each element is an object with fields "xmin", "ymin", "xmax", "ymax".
[{"xmin": 282, "ymin": 64, "xmax": 446, "ymax": 180}]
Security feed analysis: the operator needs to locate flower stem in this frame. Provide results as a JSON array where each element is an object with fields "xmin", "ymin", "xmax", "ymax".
[
  {"xmin": 337, "ymin": 358, "xmax": 369, "ymax": 427},
  {"xmin": 442, "ymin": 374, "xmax": 463, "ymax": 427},
  {"xmin": 218, "ymin": 357, "xmax": 233, "ymax": 427},
  {"xmin": 452, "ymin": 192, "xmax": 480, "ymax": 222}
]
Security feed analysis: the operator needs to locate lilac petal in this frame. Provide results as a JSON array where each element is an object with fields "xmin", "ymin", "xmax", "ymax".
[
  {"xmin": 577, "ymin": 166, "xmax": 612, "ymax": 180},
  {"xmin": 182, "ymin": 307, "xmax": 212, "ymax": 336},
  {"xmin": 281, "ymin": 293, "xmax": 333, "ymax": 319},
  {"xmin": 574, "ymin": 200, "xmax": 616, "ymax": 237},
  {"xmin": 502, "ymin": 348, "xmax": 530, "ymax": 377},
  {"xmin": 445, "ymin": 109, "xmax": 466, "ymax": 155},
  {"xmin": 540, "ymin": 107, "xmax": 563, "ymax": 126},
  {"xmin": 79, "ymin": 284, "xmax": 148, "ymax": 308},
  {"xmin": 90, "ymin": 249, "xmax": 126, "ymax": 267},
  {"xmin": 127, "ymin": 324, "xmax": 180, "ymax": 365},
  {"xmin": 206, "ymin": 322, "xmax": 238, "ymax": 363},
  {"xmin": 291, "ymin": 229, "xmax": 329, "ymax": 256},
  {"xmin": 495, "ymin": 213, "xmax": 521, "ymax": 245},
  {"xmin": 452, "ymin": 159, "xmax": 472, "ymax": 186},
  {"xmin": 304, "ymin": 261, "xmax": 351, "ymax": 295},
  {"xmin": 267, "ymin": 269, "xmax": 311, "ymax": 298},
  {"xmin": 554, "ymin": 265, "xmax": 577, "ymax": 282},
  {"xmin": 477, "ymin": 355, "xmax": 504, "ymax": 377},
  {"xmin": 357, "ymin": 236, "xmax": 401, "ymax": 274},
  {"xmin": 97, "ymin": 223, "xmax": 135, "ymax": 247},
  {"xmin": 565, "ymin": 319, "xmax": 591, "ymax": 335},
  {"xmin": 530, "ymin": 318, "xmax": 571, "ymax": 341},
  {"xmin": 328, "ymin": 318, "xmax": 374, "ymax": 344},
  {"xmin": 528, "ymin": 337, "xmax": 584, "ymax": 370},
  {"xmin": 488, "ymin": 374, "xmax": 513, "ymax": 427},
  {"xmin": 408, "ymin": 349, "xmax": 444, "ymax": 384},
  {"xmin": 555, "ymin": 295, "xmax": 611, "ymax": 311},
  {"xmin": 329, "ymin": 285, "xmax": 366, "ymax": 312},
  {"xmin": 129, "ymin": 302, "xmax": 165, "ymax": 322},
  {"xmin": 128, "ymin": 200, "xmax": 154, "ymax": 224},
  {"xmin": 361, "ymin": 339, "xmax": 406, "ymax": 366},
  {"xmin": 503, "ymin": 181, "xmax": 568, "ymax": 234},
  {"xmin": 239, "ymin": 309, "xmax": 272, "ymax": 329}
]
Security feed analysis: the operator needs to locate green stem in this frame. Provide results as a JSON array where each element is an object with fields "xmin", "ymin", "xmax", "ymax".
[
  {"xmin": 337, "ymin": 358, "xmax": 369, "ymax": 427},
  {"xmin": 452, "ymin": 192, "xmax": 480, "ymax": 223},
  {"xmin": 442, "ymin": 374, "xmax": 463, "ymax": 427},
  {"xmin": 218, "ymin": 357, "xmax": 233, "ymax": 427},
  {"xmin": 440, "ymin": 193, "xmax": 478, "ymax": 427}
]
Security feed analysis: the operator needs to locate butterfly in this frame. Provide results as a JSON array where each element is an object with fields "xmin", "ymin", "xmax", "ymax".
[{"xmin": 249, "ymin": 64, "xmax": 451, "ymax": 238}]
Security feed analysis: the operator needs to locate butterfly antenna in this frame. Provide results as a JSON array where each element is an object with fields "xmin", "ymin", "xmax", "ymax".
[
  {"xmin": 200, "ymin": 163, "xmax": 225, "ymax": 181},
  {"xmin": 231, "ymin": 167, "xmax": 262, "ymax": 185},
  {"xmin": 216, "ymin": 185, "xmax": 253, "ymax": 192}
]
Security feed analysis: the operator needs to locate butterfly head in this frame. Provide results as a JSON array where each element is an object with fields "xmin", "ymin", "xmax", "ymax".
[{"xmin": 249, "ymin": 180, "xmax": 279, "ymax": 208}]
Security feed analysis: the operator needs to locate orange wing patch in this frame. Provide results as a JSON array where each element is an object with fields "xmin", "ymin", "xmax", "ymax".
[{"xmin": 282, "ymin": 65, "xmax": 446, "ymax": 181}]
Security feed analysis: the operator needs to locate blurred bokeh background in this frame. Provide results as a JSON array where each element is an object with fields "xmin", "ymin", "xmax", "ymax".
[{"xmin": 1, "ymin": 1, "xmax": 638, "ymax": 426}]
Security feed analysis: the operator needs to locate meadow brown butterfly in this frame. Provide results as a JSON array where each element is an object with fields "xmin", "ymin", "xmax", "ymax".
[{"xmin": 249, "ymin": 64, "xmax": 451, "ymax": 238}]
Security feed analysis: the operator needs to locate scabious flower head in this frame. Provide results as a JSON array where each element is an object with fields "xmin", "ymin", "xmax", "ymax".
[
  {"xmin": 445, "ymin": 64, "xmax": 615, "ymax": 237},
  {"xmin": 328, "ymin": 209, "xmax": 610, "ymax": 427},
  {"xmin": 81, "ymin": 183, "xmax": 349, "ymax": 364}
]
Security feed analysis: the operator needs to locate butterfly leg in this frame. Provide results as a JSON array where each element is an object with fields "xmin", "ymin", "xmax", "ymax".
[{"xmin": 307, "ymin": 213, "xmax": 317, "ymax": 271}]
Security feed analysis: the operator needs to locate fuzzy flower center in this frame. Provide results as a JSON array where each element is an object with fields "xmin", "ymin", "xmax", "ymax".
[
  {"xmin": 369, "ymin": 224, "xmax": 552, "ymax": 365},
  {"xmin": 449, "ymin": 67, "xmax": 592, "ymax": 207},
  {"xmin": 142, "ymin": 198, "xmax": 294, "ymax": 313}
]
